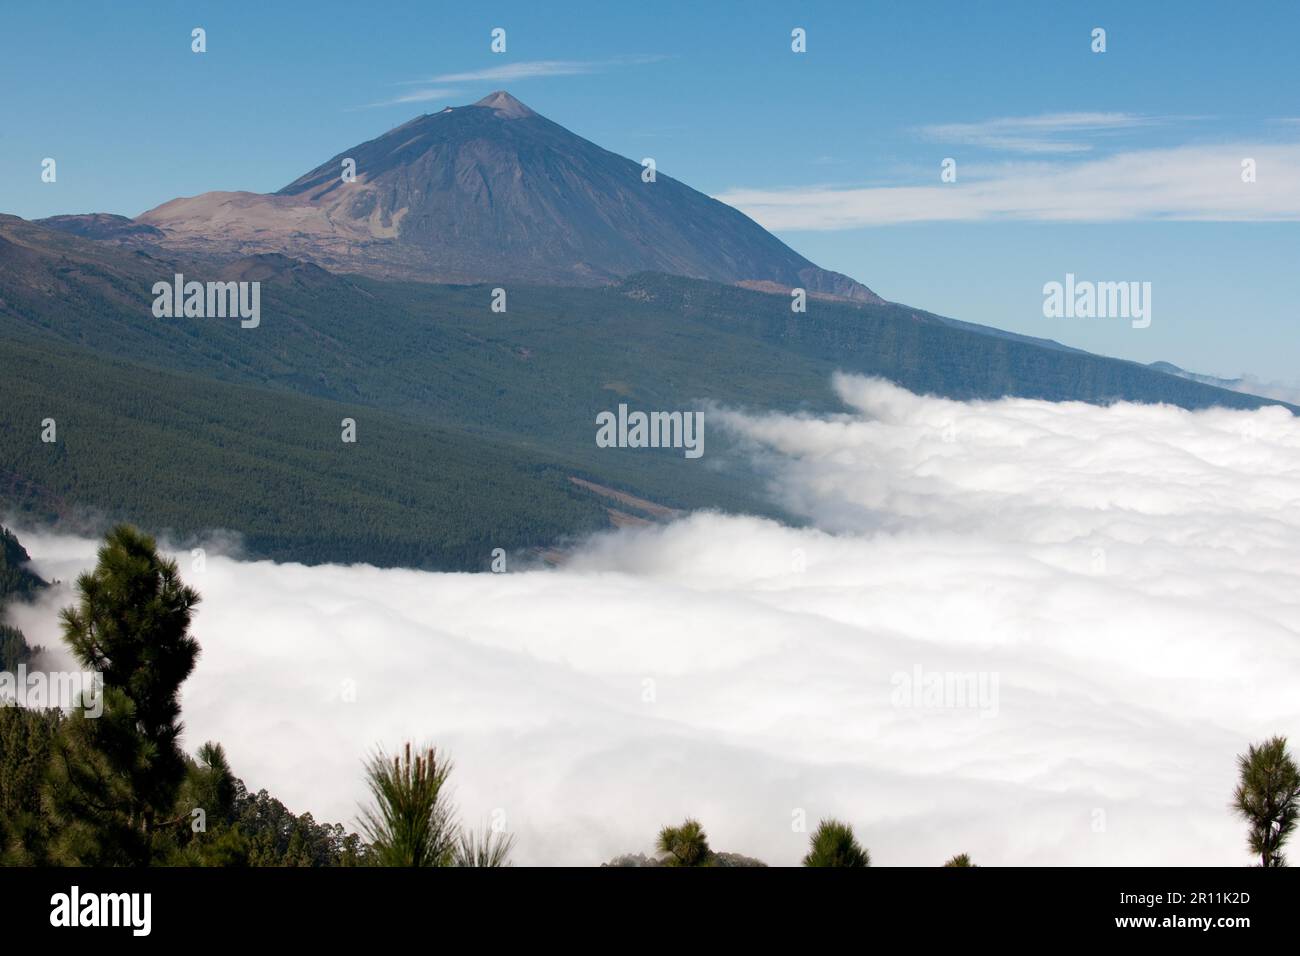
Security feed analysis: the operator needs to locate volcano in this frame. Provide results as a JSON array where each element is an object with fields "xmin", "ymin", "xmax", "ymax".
[{"xmin": 132, "ymin": 91, "xmax": 880, "ymax": 301}]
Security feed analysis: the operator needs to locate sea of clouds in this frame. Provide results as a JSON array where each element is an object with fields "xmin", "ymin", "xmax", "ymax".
[{"xmin": 8, "ymin": 374, "xmax": 1300, "ymax": 866}]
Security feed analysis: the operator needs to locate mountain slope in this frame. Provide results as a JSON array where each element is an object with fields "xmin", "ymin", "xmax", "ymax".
[
  {"xmin": 1, "ymin": 216, "xmax": 1292, "ymax": 566},
  {"xmin": 0, "ymin": 526, "xmax": 48, "ymax": 672},
  {"xmin": 0, "ymin": 334, "xmax": 622, "ymax": 568},
  {"xmin": 131, "ymin": 92, "xmax": 879, "ymax": 300},
  {"xmin": 2, "ymin": 214, "xmax": 1286, "ymax": 426},
  {"xmin": 1150, "ymin": 361, "xmax": 1300, "ymax": 406}
]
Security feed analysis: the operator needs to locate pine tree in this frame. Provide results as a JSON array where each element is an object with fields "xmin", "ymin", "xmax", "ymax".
[
  {"xmin": 187, "ymin": 741, "xmax": 239, "ymax": 822},
  {"xmin": 46, "ymin": 524, "xmax": 201, "ymax": 865},
  {"xmin": 656, "ymin": 818, "xmax": 713, "ymax": 867},
  {"xmin": 359, "ymin": 742, "xmax": 459, "ymax": 866},
  {"xmin": 168, "ymin": 741, "xmax": 250, "ymax": 865},
  {"xmin": 455, "ymin": 826, "xmax": 516, "ymax": 867},
  {"xmin": 1233, "ymin": 736, "xmax": 1300, "ymax": 867},
  {"xmin": 802, "ymin": 818, "xmax": 871, "ymax": 867}
]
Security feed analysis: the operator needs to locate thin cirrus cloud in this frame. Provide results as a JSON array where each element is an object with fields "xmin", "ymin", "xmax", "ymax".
[
  {"xmin": 8, "ymin": 375, "xmax": 1298, "ymax": 866},
  {"xmin": 362, "ymin": 56, "xmax": 670, "ymax": 109},
  {"xmin": 918, "ymin": 111, "xmax": 1162, "ymax": 154},
  {"xmin": 716, "ymin": 142, "xmax": 1300, "ymax": 228},
  {"xmin": 367, "ymin": 86, "xmax": 463, "ymax": 107}
]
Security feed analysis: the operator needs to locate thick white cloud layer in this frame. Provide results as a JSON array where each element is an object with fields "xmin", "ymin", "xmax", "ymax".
[{"xmin": 8, "ymin": 376, "xmax": 1300, "ymax": 866}]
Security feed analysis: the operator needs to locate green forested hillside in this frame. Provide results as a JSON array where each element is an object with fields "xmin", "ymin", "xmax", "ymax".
[
  {"xmin": 0, "ymin": 215, "xmax": 1290, "ymax": 567},
  {"xmin": 0, "ymin": 336, "xmax": 624, "ymax": 567},
  {"xmin": 1, "ymin": 212, "xmax": 1281, "ymax": 430},
  {"xmin": 0, "ymin": 525, "xmax": 46, "ymax": 603},
  {"xmin": 0, "ymin": 525, "xmax": 47, "ymax": 671}
]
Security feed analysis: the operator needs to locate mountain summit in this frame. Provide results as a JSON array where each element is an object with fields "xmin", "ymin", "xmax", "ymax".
[
  {"xmin": 135, "ymin": 92, "xmax": 880, "ymax": 300},
  {"xmin": 470, "ymin": 89, "xmax": 537, "ymax": 118}
]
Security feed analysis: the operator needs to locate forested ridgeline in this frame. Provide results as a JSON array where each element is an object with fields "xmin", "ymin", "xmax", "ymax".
[{"xmin": 0, "ymin": 525, "xmax": 47, "ymax": 672}]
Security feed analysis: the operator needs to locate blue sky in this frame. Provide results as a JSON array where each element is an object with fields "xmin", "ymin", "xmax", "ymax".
[{"xmin": 1, "ymin": 1, "xmax": 1297, "ymax": 380}]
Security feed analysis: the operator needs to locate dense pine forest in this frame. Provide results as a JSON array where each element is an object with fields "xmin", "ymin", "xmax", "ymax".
[{"xmin": 0, "ymin": 337, "xmax": 614, "ymax": 569}]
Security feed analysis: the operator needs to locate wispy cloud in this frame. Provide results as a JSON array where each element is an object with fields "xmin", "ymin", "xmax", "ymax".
[
  {"xmin": 920, "ymin": 112, "xmax": 1163, "ymax": 154},
  {"xmin": 370, "ymin": 86, "xmax": 462, "ymax": 107},
  {"xmin": 352, "ymin": 87, "xmax": 463, "ymax": 111},
  {"xmin": 364, "ymin": 56, "xmax": 670, "ymax": 109},
  {"xmin": 401, "ymin": 59, "xmax": 615, "ymax": 85},
  {"xmin": 716, "ymin": 143, "xmax": 1300, "ymax": 228}
]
